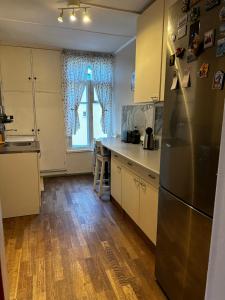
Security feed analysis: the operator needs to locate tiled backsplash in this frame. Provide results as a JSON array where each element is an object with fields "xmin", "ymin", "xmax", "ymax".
[{"xmin": 121, "ymin": 103, "xmax": 164, "ymax": 137}]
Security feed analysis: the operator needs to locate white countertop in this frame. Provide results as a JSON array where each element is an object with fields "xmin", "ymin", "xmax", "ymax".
[{"xmin": 101, "ymin": 138, "xmax": 161, "ymax": 175}]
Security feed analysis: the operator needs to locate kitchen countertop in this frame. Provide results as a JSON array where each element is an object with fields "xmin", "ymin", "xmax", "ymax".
[
  {"xmin": 101, "ymin": 138, "xmax": 161, "ymax": 175},
  {"xmin": 0, "ymin": 141, "xmax": 40, "ymax": 154}
]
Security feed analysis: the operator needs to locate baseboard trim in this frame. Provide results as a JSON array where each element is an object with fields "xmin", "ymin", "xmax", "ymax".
[{"xmin": 110, "ymin": 195, "xmax": 156, "ymax": 253}]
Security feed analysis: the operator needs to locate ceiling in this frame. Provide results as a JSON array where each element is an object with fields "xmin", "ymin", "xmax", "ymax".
[{"xmin": 0, "ymin": 0, "xmax": 151, "ymax": 53}]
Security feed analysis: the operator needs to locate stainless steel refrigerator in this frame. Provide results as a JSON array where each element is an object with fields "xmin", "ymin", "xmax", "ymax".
[{"xmin": 155, "ymin": 1, "xmax": 225, "ymax": 299}]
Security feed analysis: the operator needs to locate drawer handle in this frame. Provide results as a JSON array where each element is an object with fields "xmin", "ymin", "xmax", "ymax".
[
  {"xmin": 148, "ymin": 174, "xmax": 156, "ymax": 180},
  {"xmin": 127, "ymin": 162, "xmax": 133, "ymax": 167},
  {"xmin": 114, "ymin": 154, "xmax": 118, "ymax": 158}
]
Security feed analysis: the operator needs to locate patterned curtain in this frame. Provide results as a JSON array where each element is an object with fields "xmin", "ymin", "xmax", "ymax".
[
  {"xmin": 92, "ymin": 55, "xmax": 113, "ymax": 136},
  {"xmin": 63, "ymin": 50, "xmax": 113, "ymax": 137},
  {"xmin": 62, "ymin": 50, "xmax": 88, "ymax": 136}
]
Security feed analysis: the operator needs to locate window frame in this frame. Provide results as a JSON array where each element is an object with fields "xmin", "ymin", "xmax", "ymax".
[{"xmin": 69, "ymin": 81, "xmax": 103, "ymax": 151}]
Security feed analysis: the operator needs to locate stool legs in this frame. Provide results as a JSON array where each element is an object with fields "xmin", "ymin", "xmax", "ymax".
[
  {"xmin": 93, "ymin": 159, "xmax": 99, "ymax": 191},
  {"xmin": 99, "ymin": 160, "xmax": 105, "ymax": 197}
]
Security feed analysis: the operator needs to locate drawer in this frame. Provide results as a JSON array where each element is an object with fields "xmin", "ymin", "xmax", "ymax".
[{"xmin": 111, "ymin": 151, "xmax": 159, "ymax": 189}]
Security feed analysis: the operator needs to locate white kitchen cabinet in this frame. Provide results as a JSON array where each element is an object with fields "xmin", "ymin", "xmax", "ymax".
[
  {"xmin": 3, "ymin": 91, "xmax": 35, "ymax": 136},
  {"xmin": 122, "ymin": 167, "xmax": 140, "ymax": 225},
  {"xmin": 134, "ymin": 0, "xmax": 165, "ymax": 102},
  {"xmin": 111, "ymin": 158, "xmax": 122, "ymax": 206},
  {"xmin": 0, "ymin": 153, "xmax": 40, "ymax": 218},
  {"xmin": 35, "ymin": 92, "xmax": 66, "ymax": 171},
  {"xmin": 139, "ymin": 179, "xmax": 158, "ymax": 245},
  {"xmin": 32, "ymin": 49, "xmax": 62, "ymax": 93},
  {"xmin": 0, "ymin": 46, "xmax": 32, "ymax": 92}
]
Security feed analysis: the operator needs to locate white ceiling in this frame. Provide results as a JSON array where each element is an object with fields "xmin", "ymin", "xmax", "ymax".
[{"xmin": 0, "ymin": 0, "xmax": 151, "ymax": 53}]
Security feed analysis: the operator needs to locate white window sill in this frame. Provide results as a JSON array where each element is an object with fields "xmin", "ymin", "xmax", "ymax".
[{"xmin": 67, "ymin": 148, "xmax": 93, "ymax": 154}]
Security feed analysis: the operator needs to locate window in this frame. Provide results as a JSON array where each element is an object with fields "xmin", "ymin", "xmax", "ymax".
[
  {"xmin": 63, "ymin": 50, "xmax": 113, "ymax": 150},
  {"xmin": 72, "ymin": 68, "xmax": 107, "ymax": 149}
]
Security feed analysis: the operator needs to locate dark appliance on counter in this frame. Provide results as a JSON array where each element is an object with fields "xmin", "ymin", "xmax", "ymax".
[
  {"xmin": 122, "ymin": 127, "xmax": 140, "ymax": 144},
  {"xmin": 155, "ymin": 1, "xmax": 225, "ymax": 300},
  {"xmin": 0, "ymin": 103, "xmax": 13, "ymax": 144},
  {"xmin": 143, "ymin": 127, "xmax": 154, "ymax": 150},
  {"xmin": 121, "ymin": 130, "xmax": 133, "ymax": 143},
  {"xmin": 131, "ymin": 127, "xmax": 140, "ymax": 144}
]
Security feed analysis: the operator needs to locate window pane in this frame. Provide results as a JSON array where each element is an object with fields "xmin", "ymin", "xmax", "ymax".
[
  {"xmin": 93, "ymin": 88, "xmax": 107, "ymax": 140},
  {"xmin": 72, "ymin": 88, "xmax": 89, "ymax": 148}
]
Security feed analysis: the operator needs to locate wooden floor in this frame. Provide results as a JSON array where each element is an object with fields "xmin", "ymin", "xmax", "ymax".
[{"xmin": 3, "ymin": 175, "xmax": 166, "ymax": 300}]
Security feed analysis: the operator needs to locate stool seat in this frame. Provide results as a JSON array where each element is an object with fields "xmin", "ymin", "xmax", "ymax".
[{"xmin": 93, "ymin": 142, "xmax": 110, "ymax": 198}]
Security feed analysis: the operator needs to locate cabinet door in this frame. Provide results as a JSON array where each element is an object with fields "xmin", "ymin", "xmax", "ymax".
[
  {"xmin": 0, "ymin": 46, "xmax": 32, "ymax": 92},
  {"xmin": 134, "ymin": 0, "xmax": 165, "ymax": 102},
  {"xmin": 111, "ymin": 158, "xmax": 122, "ymax": 206},
  {"xmin": 3, "ymin": 92, "xmax": 35, "ymax": 136},
  {"xmin": 32, "ymin": 49, "xmax": 61, "ymax": 93},
  {"xmin": 35, "ymin": 92, "xmax": 66, "ymax": 171},
  {"xmin": 122, "ymin": 168, "xmax": 140, "ymax": 225},
  {"xmin": 139, "ymin": 179, "xmax": 158, "ymax": 244}
]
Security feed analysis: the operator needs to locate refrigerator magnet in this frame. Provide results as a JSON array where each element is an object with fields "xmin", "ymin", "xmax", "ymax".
[
  {"xmin": 182, "ymin": 71, "xmax": 191, "ymax": 88},
  {"xmin": 169, "ymin": 54, "xmax": 176, "ymax": 66},
  {"xmin": 204, "ymin": 29, "xmax": 215, "ymax": 49},
  {"xmin": 178, "ymin": 25, "xmax": 187, "ymax": 39},
  {"xmin": 190, "ymin": 6, "xmax": 200, "ymax": 23},
  {"xmin": 205, "ymin": 0, "xmax": 220, "ymax": 11},
  {"xmin": 171, "ymin": 33, "xmax": 177, "ymax": 42},
  {"xmin": 212, "ymin": 70, "xmax": 224, "ymax": 90},
  {"xmin": 176, "ymin": 47, "xmax": 186, "ymax": 58},
  {"xmin": 216, "ymin": 37, "xmax": 225, "ymax": 57},
  {"xmin": 171, "ymin": 71, "xmax": 179, "ymax": 90},
  {"xmin": 199, "ymin": 63, "xmax": 209, "ymax": 78}
]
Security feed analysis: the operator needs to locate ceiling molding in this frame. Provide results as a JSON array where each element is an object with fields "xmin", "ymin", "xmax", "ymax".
[
  {"xmin": 114, "ymin": 37, "xmax": 136, "ymax": 54},
  {"xmin": 0, "ymin": 17, "xmax": 133, "ymax": 39},
  {"xmin": 140, "ymin": 0, "xmax": 156, "ymax": 14}
]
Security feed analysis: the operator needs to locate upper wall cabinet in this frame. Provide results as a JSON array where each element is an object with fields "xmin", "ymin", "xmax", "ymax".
[
  {"xmin": 134, "ymin": 0, "xmax": 165, "ymax": 103},
  {"xmin": 32, "ymin": 49, "xmax": 62, "ymax": 93},
  {"xmin": 0, "ymin": 46, "xmax": 33, "ymax": 92}
]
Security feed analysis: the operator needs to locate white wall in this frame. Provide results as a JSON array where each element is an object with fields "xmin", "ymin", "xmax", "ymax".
[
  {"xmin": 113, "ymin": 40, "xmax": 136, "ymax": 136},
  {"xmin": 205, "ymin": 107, "xmax": 225, "ymax": 300}
]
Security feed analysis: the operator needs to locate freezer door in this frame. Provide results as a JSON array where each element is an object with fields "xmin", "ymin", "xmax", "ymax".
[
  {"xmin": 155, "ymin": 188, "xmax": 212, "ymax": 300},
  {"xmin": 160, "ymin": 0, "xmax": 225, "ymax": 217}
]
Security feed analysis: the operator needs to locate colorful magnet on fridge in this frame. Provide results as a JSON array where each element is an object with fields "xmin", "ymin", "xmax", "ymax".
[
  {"xmin": 176, "ymin": 47, "xmax": 186, "ymax": 58},
  {"xmin": 190, "ymin": 6, "xmax": 200, "ymax": 22},
  {"xmin": 171, "ymin": 71, "xmax": 179, "ymax": 90},
  {"xmin": 182, "ymin": 70, "xmax": 191, "ymax": 88},
  {"xmin": 216, "ymin": 37, "xmax": 225, "ymax": 57},
  {"xmin": 199, "ymin": 63, "xmax": 209, "ymax": 78},
  {"xmin": 212, "ymin": 70, "xmax": 224, "ymax": 90},
  {"xmin": 178, "ymin": 25, "xmax": 187, "ymax": 39},
  {"xmin": 204, "ymin": 29, "xmax": 215, "ymax": 49},
  {"xmin": 169, "ymin": 54, "xmax": 176, "ymax": 66},
  {"xmin": 205, "ymin": 0, "xmax": 220, "ymax": 11}
]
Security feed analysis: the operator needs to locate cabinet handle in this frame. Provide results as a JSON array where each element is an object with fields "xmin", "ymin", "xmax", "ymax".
[
  {"xmin": 32, "ymin": 129, "xmax": 35, "ymax": 132},
  {"xmin": 114, "ymin": 154, "xmax": 118, "ymax": 158},
  {"xmin": 37, "ymin": 129, "xmax": 40, "ymax": 133},
  {"xmin": 140, "ymin": 182, "xmax": 147, "ymax": 191},
  {"xmin": 28, "ymin": 77, "xmax": 32, "ymax": 80},
  {"xmin": 127, "ymin": 162, "xmax": 133, "ymax": 167},
  {"xmin": 34, "ymin": 77, "xmax": 37, "ymax": 80},
  {"xmin": 148, "ymin": 174, "xmax": 156, "ymax": 180}
]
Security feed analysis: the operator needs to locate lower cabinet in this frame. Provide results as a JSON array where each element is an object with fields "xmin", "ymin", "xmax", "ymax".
[
  {"xmin": 111, "ymin": 156, "xmax": 159, "ymax": 245},
  {"xmin": 0, "ymin": 153, "xmax": 40, "ymax": 218},
  {"xmin": 111, "ymin": 158, "xmax": 122, "ymax": 206},
  {"xmin": 122, "ymin": 167, "xmax": 140, "ymax": 225},
  {"xmin": 139, "ymin": 179, "xmax": 158, "ymax": 245}
]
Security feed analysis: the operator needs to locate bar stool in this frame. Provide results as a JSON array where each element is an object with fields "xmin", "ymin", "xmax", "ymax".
[{"xmin": 93, "ymin": 141, "xmax": 110, "ymax": 198}]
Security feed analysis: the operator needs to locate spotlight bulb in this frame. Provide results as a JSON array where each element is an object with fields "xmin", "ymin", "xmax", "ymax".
[
  {"xmin": 70, "ymin": 10, "xmax": 77, "ymax": 22},
  {"xmin": 83, "ymin": 10, "xmax": 91, "ymax": 24},
  {"xmin": 58, "ymin": 11, "xmax": 63, "ymax": 23}
]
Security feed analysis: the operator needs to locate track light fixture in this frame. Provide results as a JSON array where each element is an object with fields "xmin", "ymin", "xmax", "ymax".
[{"xmin": 57, "ymin": 2, "xmax": 91, "ymax": 24}]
